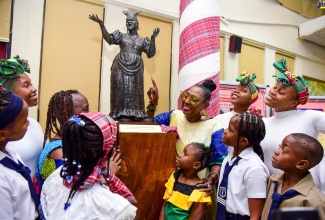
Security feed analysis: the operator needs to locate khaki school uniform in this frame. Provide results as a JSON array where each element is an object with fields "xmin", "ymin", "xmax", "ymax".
[{"xmin": 262, "ymin": 172, "xmax": 325, "ymax": 220}]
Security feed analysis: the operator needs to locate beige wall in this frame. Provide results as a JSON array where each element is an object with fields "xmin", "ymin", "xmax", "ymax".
[
  {"xmin": 138, "ymin": 14, "xmax": 173, "ymax": 115},
  {"xmin": 0, "ymin": 0, "xmax": 11, "ymax": 40},
  {"xmin": 39, "ymin": 0, "xmax": 104, "ymax": 129}
]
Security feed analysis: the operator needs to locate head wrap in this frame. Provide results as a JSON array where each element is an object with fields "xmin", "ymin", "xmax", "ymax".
[
  {"xmin": 273, "ymin": 58, "xmax": 309, "ymax": 105},
  {"xmin": 122, "ymin": 11, "xmax": 140, "ymax": 22},
  {"xmin": 63, "ymin": 112, "xmax": 136, "ymax": 203},
  {"xmin": 236, "ymin": 71, "xmax": 259, "ymax": 104},
  {"xmin": 0, "ymin": 88, "xmax": 24, "ymax": 130},
  {"xmin": 0, "ymin": 55, "xmax": 30, "ymax": 91}
]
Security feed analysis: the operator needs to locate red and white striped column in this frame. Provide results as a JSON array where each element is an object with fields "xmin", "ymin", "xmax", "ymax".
[{"xmin": 179, "ymin": 0, "xmax": 221, "ymax": 116}]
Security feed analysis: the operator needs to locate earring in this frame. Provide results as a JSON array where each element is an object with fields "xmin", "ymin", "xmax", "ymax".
[{"xmin": 200, "ymin": 109, "xmax": 207, "ymax": 120}]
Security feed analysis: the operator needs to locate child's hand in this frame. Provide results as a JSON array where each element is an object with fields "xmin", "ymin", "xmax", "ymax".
[
  {"xmin": 109, "ymin": 148, "xmax": 121, "ymax": 174},
  {"xmin": 196, "ymin": 178, "xmax": 213, "ymax": 196}
]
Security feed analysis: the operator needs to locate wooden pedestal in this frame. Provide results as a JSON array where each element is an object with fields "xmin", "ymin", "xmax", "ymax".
[{"xmin": 117, "ymin": 131, "xmax": 176, "ymax": 220}]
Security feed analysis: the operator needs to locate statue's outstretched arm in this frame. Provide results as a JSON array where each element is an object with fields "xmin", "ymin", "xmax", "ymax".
[
  {"xmin": 147, "ymin": 28, "xmax": 160, "ymax": 58},
  {"xmin": 88, "ymin": 14, "xmax": 113, "ymax": 44}
]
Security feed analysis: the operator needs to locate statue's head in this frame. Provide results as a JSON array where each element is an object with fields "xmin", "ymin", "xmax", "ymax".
[{"xmin": 123, "ymin": 11, "xmax": 140, "ymax": 31}]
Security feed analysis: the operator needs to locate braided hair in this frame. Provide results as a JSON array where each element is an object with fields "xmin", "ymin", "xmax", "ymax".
[
  {"xmin": 191, "ymin": 142, "xmax": 214, "ymax": 170},
  {"xmin": 0, "ymin": 90, "xmax": 11, "ymax": 112},
  {"xmin": 60, "ymin": 115, "xmax": 103, "ymax": 207},
  {"xmin": 235, "ymin": 112, "xmax": 265, "ymax": 161},
  {"xmin": 43, "ymin": 90, "xmax": 79, "ymax": 146},
  {"xmin": 196, "ymin": 79, "xmax": 217, "ymax": 102}
]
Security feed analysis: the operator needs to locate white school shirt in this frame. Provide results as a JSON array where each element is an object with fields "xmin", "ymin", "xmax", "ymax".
[
  {"xmin": 261, "ymin": 110, "xmax": 325, "ymax": 193},
  {"xmin": 7, "ymin": 117, "xmax": 44, "ymax": 178},
  {"xmin": 217, "ymin": 147, "xmax": 269, "ymax": 216},
  {"xmin": 0, "ymin": 145, "xmax": 37, "ymax": 220},
  {"xmin": 41, "ymin": 166, "xmax": 137, "ymax": 220}
]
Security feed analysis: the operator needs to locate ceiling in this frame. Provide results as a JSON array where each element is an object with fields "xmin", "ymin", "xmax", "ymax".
[{"xmin": 278, "ymin": 0, "xmax": 325, "ymax": 47}]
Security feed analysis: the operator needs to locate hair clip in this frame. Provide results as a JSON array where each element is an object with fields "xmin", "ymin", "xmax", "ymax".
[
  {"xmin": 70, "ymin": 115, "xmax": 85, "ymax": 126},
  {"xmin": 204, "ymin": 145, "xmax": 210, "ymax": 149}
]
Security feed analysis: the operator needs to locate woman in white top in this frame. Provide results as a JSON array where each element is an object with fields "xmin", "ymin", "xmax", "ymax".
[{"xmin": 0, "ymin": 56, "xmax": 43, "ymax": 179}]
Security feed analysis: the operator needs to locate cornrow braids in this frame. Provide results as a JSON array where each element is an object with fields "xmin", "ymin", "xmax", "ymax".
[
  {"xmin": 60, "ymin": 115, "xmax": 103, "ymax": 207},
  {"xmin": 43, "ymin": 90, "xmax": 79, "ymax": 147},
  {"xmin": 192, "ymin": 142, "xmax": 213, "ymax": 170},
  {"xmin": 236, "ymin": 112, "xmax": 266, "ymax": 161},
  {"xmin": 0, "ymin": 90, "xmax": 11, "ymax": 112}
]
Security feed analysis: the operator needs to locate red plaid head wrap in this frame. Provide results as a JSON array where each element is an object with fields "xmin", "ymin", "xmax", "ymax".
[
  {"xmin": 79, "ymin": 112, "xmax": 136, "ymax": 203},
  {"xmin": 273, "ymin": 58, "xmax": 309, "ymax": 105}
]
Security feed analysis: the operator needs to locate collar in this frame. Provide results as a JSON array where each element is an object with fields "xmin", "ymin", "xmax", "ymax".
[
  {"xmin": 227, "ymin": 147, "xmax": 254, "ymax": 165},
  {"xmin": 273, "ymin": 110, "xmax": 297, "ymax": 119},
  {"xmin": 270, "ymin": 172, "xmax": 314, "ymax": 196}
]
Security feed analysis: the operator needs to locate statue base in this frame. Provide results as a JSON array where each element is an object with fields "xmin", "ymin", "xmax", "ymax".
[{"xmin": 116, "ymin": 122, "xmax": 176, "ymax": 219}]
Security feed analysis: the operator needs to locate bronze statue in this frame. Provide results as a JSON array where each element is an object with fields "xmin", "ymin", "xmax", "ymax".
[{"xmin": 89, "ymin": 12, "xmax": 160, "ymax": 122}]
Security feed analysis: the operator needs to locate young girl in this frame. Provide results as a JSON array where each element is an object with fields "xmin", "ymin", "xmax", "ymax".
[
  {"xmin": 159, "ymin": 142, "xmax": 213, "ymax": 220},
  {"xmin": 0, "ymin": 87, "xmax": 44, "ymax": 219},
  {"xmin": 215, "ymin": 71, "xmax": 260, "ymax": 128},
  {"xmin": 40, "ymin": 112, "xmax": 137, "ymax": 219},
  {"xmin": 37, "ymin": 90, "xmax": 89, "ymax": 188},
  {"xmin": 217, "ymin": 112, "xmax": 269, "ymax": 220}
]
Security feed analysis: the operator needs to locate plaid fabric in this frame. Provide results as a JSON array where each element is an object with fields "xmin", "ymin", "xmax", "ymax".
[
  {"xmin": 273, "ymin": 58, "xmax": 309, "ymax": 105},
  {"xmin": 79, "ymin": 112, "xmax": 117, "ymax": 184},
  {"xmin": 63, "ymin": 112, "xmax": 135, "ymax": 201},
  {"xmin": 179, "ymin": 17, "xmax": 220, "ymax": 71},
  {"xmin": 236, "ymin": 71, "xmax": 259, "ymax": 104},
  {"xmin": 0, "ymin": 55, "xmax": 30, "ymax": 90},
  {"xmin": 179, "ymin": 0, "xmax": 221, "ymax": 117},
  {"xmin": 179, "ymin": 0, "xmax": 195, "ymax": 14}
]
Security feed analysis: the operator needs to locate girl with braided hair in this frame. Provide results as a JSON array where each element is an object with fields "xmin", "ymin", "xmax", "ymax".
[
  {"xmin": 159, "ymin": 142, "xmax": 214, "ymax": 220},
  {"xmin": 41, "ymin": 112, "xmax": 137, "ymax": 219},
  {"xmin": 0, "ymin": 87, "xmax": 45, "ymax": 219},
  {"xmin": 216, "ymin": 112, "xmax": 269, "ymax": 220},
  {"xmin": 36, "ymin": 90, "xmax": 89, "ymax": 188}
]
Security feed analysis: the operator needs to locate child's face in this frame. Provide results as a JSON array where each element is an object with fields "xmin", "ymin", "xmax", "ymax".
[
  {"xmin": 272, "ymin": 135, "xmax": 302, "ymax": 171},
  {"xmin": 72, "ymin": 93, "xmax": 89, "ymax": 114},
  {"xmin": 230, "ymin": 84, "xmax": 251, "ymax": 106},
  {"xmin": 176, "ymin": 144, "xmax": 199, "ymax": 170},
  {"xmin": 3, "ymin": 101, "xmax": 29, "ymax": 141},
  {"xmin": 222, "ymin": 115, "xmax": 239, "ymax": 147},
  {"xmin": 12, "ymin": 73, "xmax": 38, "ymax": 107}
]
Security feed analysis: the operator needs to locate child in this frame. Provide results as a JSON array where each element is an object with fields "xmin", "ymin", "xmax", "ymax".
[
  {"xmin": 261, "ymin": 133, "xmax": 325, "ymax": 220},
  {"xmin": 159, "ymin": 142, "xmax": 213, "ymax": 220},
  {"xmin": 0, "ymin": 87, "xmax": 44, "ymax": 219},
  {"xmin": 40, "ymin": 112, "xmax": 137, "ymax": 219},
  {"xmin": 217, "ymin": 112, "xmax": 269, "ymax": 220},
  {"xmin": 37, "ymin": 90, "xmax": 121, "ymax": 188},
  {"xmin": 215, "ymin": 71, "xmax": 260, "ymax": 128},
  {"xmin": 37, "ymin": 90, "xmax": 89, "ymax": 188}
]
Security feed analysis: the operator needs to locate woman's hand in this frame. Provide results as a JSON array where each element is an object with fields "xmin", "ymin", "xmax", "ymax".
[
  {"xmin": 151, "ymin": 28, "xmax": 160, "ymax": 39},
  {"xmin": 109, "ymin": 148, "xmax": 121, "ymax": 174},
  {"xmin": 196, "ymin": 178, "xmax": 213, "ymax": 196},
  {"xmin": 88, "ymin": 14, "xmax": 103, "ymax": 24},
  {"xmin": 147, "ymin": 76, "xmax": 159, "ymax": 106}
]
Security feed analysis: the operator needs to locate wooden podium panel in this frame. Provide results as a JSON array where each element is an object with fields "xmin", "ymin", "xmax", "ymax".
[{"xmin": 117, "ymin": 132, "xmax": 176, "ymax": 220}]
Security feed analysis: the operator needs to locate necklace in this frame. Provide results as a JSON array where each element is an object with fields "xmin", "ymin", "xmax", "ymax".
[
  {"xmin": 185, "ymin": 119, "xmax": 200, "ymax": 144},
  {"xmin": 128, "ymin": 34, "xmax": 139, "ymax": 49}
]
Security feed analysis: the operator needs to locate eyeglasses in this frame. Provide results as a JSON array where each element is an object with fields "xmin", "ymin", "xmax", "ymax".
[{"xmin": 180, "ymin": 91, "xmax": 200, "ymax": 105}]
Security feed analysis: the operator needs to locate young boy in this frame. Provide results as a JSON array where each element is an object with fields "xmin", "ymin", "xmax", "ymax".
[{"xmin": 261, "ymin": 133, "xmax": 325, "ymax": 220}]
